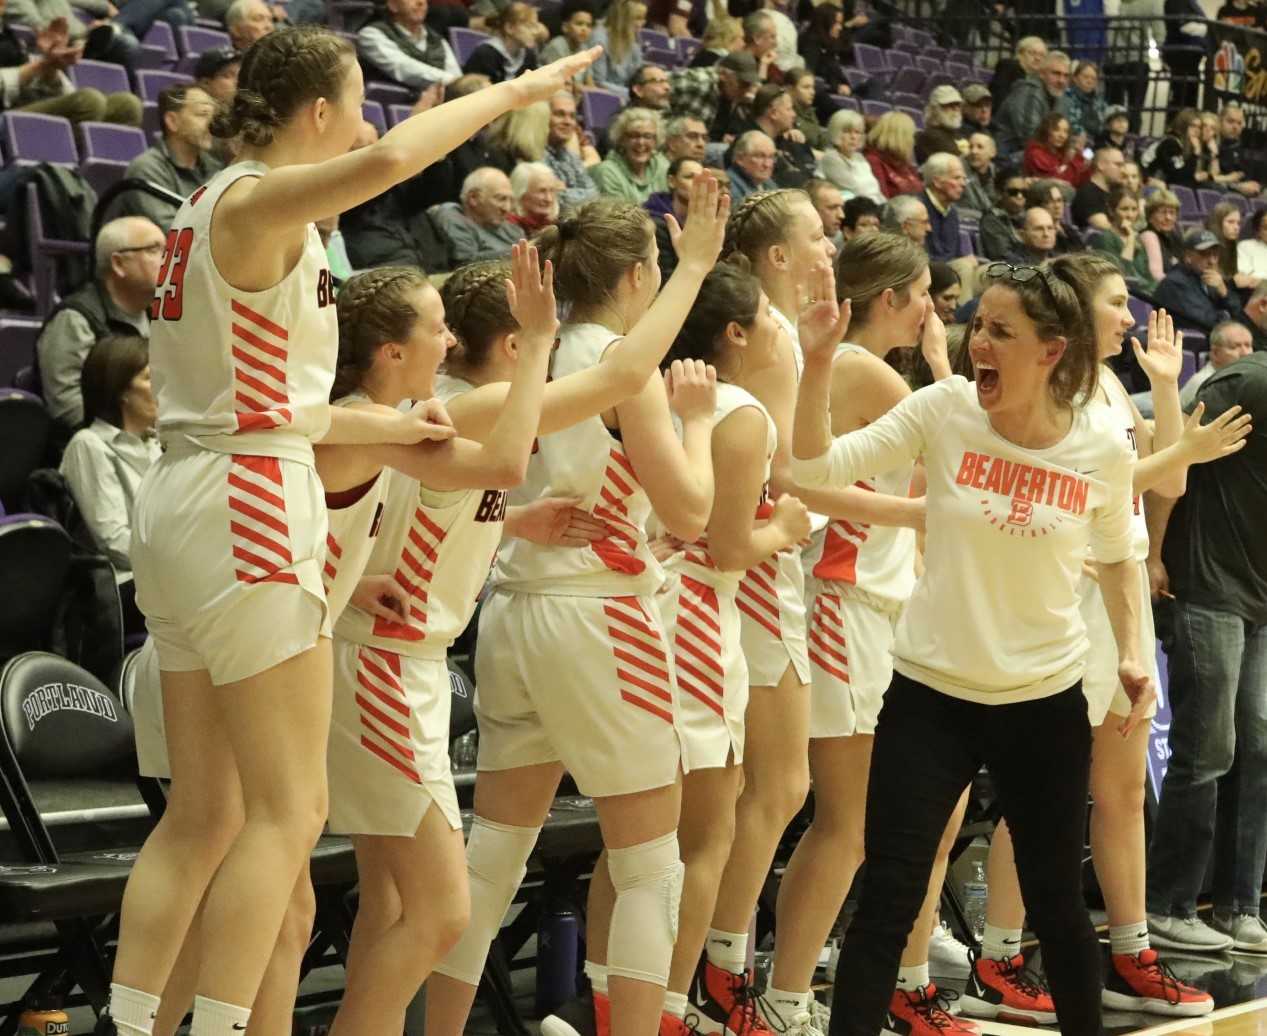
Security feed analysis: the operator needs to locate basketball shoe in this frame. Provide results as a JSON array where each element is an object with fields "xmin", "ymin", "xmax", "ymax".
[
  {"xmin": 689, "ymin": 958, "xmax": 775, "ymax": 1036},
  {"xmin": 1102, "ymin": 949, "xmax": 1215, "ymax": 1016},
  {"xmin": 884, "ymin": 984, "xmax": 979, "ymax": 1035},
  {"xmin": 959, "ymin": 952, "xmax": 1058, "ymax": 1024}
]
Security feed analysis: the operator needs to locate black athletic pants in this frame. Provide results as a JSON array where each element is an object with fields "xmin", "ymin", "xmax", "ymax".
[{"xmin": 826, "ymin": 674, "xmax": 1104, "ymax": 1036}]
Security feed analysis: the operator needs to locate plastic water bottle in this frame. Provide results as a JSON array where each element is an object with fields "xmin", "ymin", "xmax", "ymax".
[{"xmin": 962, "ymin": 860, "xmax": 989, "ymax": 945}]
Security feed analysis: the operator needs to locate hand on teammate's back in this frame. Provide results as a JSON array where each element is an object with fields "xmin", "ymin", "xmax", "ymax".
[{"xmin": 667, "ymin": 173, "xmax": 730, "ymax": 271}]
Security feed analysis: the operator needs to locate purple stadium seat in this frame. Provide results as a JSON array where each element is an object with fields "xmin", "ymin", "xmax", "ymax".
[
  {"xmin": 916, "ymin": 55, "xmax": 943, "ymax": 76},
  {"xmin": 898, "ymin": 106, "xmax": 924, "ymax": 128},
  {"xmin": 910, "ymin": 29, "xmax": 936, "ymax": 48},
  {"xmin": 945, "ymin": 62, "xmax": 970, "ymax": 80},
  {"xmin": 3, "ymin": 112, "xmax": 77, "ymax": 166},
  {"xmin": 958, "ymin": 227, "xmax": 973, "ymax": 257},
  {"xmin": 676, "ymin": 36, "xmax": 701, "ymax": 63},
  {"xmin": 947, "ymin": 48, "xmax": 971, "ymax": 66},
  {"xmin": 362, "ymin": 100, "xmax": 387, "ymax": 136},
  {"xmin": 861, "ymin": 99, "xmax": 892, "ymax": 118},
  {"xmin": 891, "ymin": 67, "xmax": 925, "ymax": 96},
  {"xmin": 644, "ymin": 45, "xmax": 679, "ymax": 68},
  {"xmin": 450, "ymin": 27, "xmax": 490, "ymax": 67},
  {"xmin": 1170, "ymin": 184, "xmax": 1199, "ymax": 221},
  {"xmin": 893, "ymin": 92, "xmax": 922, "ymax": 110},
  {"xmin": 1127, "ymin": 294, "xmax": 1153, "ymax": 333},
  {"xmin": 80, "ymin": 122, "xmax": 148, "ymax": 195},
  {"xmin": 828, "ymin": 94, "xmax": 859, "ymax": 111},
  {"xmin": 1227, "ymin": 193, "xmax": 1251, "ymax": 215},
  {"xmin": 853, "ymin": 43, "xmax": 888, "ymax": 76},
  {"xmin": 638, "ymin": 27, "xmax": 670, "ymax": 50},
  {"xmin": 68, "ymin": 59, "xmax": 131, "ymax": 96},
  {"xmin": 175, "ymin": 25, "xmax": 232, "ymax": 73},
  {"xmin": 136, "ymin": 70, "xmax": 193, "ymax": 103},
  {"xmin": 886, "ymin": 50, "xmax": 913, "ymax": 70},
  {"xmin": 24, "ymin": 183, "xmax": 90, "ymax": 317},
  {"xmin": 8, "ymin": 22, "xmax": 34, "ymax": 48},
  {"xmin": 388, "ymin": 103, "xmax": 414, "ymax": 127},
  {"xmin": 581, "ymin": 87, "xmax": 624, "ymax": 132},
  {"xmin": 0, "ymin": 320, "xmax": 39, "ymax": 389},
  {"xmin": 1197, "ymin": 188, "xmax": 1223, "ymax": 214},
  {"xmin": 139, "ymin": 20, "xmax": 177, "ymax": 68},
  {"xmin": 142, "ymin": 101, "xmax": 160, "ymax": 143},
  {"xmin": 366, "ymin": 81, "xmax": 414, "ymax": 107},
  {"xmin": 1178, "ymin": 349, "xmax": 1197, "ymax": 387},
  {"xmin": 0, "ymin": 391, "xmax": 49, "ymax": 513}
]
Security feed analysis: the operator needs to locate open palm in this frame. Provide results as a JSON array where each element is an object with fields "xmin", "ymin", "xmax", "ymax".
[{"xmin": 1132, "ymin": 307, "xmax": 1183, "ymax": 385}]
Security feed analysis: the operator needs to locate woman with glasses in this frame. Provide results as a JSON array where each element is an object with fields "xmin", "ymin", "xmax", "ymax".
[
  {"xmin": 591, "ymin": 107, "xmax": 669, "ymax": 204},
  {"xmin": 795, "ymin": 259, "xmax": 1155, "ymax": 1036},
  {"xmin": 1139, "ymin": 189, "xmax": 1184, "ymax": 283},
  {"xmin": 818, "ymin": 109, "xmax": 885, "ymax": 205}
]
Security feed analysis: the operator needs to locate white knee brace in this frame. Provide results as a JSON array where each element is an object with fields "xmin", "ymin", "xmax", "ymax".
[
  {"xmin": 433, "ymin": 817, "xmax": 541, "ymax": 985},
  {"xmin": 607, "ymin": 832, "xmax": 684, "ymax": 987}
]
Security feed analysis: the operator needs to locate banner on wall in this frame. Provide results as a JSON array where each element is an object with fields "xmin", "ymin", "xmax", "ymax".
[
  {"xmin": 1208, "ymin": 19, "xmax": 1267, "ymax": 105},
  {"xmin": 1147, "ymin": 641, "xmax": 1173, "ymax": 799}
]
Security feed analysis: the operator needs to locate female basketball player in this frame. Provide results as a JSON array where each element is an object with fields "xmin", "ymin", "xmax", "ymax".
[
  {"xmin": 793, "ymin": 261, "xmax": 1153, "ymax": 1036},
  {"xmin": 761, "ymin": 233, "xmax": 976, "ymax": 1036},
  {"xmin": 959, "ymin": 257, "xmax": 1252, "ymax": 1026},
  {"xmin": 102, "ymin": 25, "xmax": 599, "ymax": 1036}
]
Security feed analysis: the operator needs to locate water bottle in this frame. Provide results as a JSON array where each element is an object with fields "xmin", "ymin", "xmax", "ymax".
[
  {"xmin": 535, "ymin": 902, "xmax": 580, "ymax": 1016},
  {"xmin": 17, "ymin": 998, "xmax": 69, "ymax": 1036},
  {"xmin": 962, "ymin": 860, "xmax": 989, "ymax": 945}
]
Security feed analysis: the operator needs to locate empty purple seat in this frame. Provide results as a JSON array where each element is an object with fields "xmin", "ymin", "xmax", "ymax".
[
  {"xmin": 143, "ymin": 20, "xmax": 178, "ymax": 60},
  {"xmin": 581, "ymin": 88, "xmax": 624, "ymax": 133},
  {"xmin": 0, "ymin": 320, "xmax": 40, "ymax": 389},
  {"xmin": 0, "ymin": 391, "xmax": 49, "ymax": 513},
  {"xmin": 860, "ymin": 99, "xmax": 892, "ymax": 118},
  {"xmin": 945, "ymin": 61, "xmax": 970, "ymax": 79},
  {"xmin": 1178, "ymin": 349, "xmax": 1197, "ymax": 387},
  {"xmin": 80, "ymin": 122, "xmax": 148, "ymax": 195},
  {"xmin": 676, "ymin": 36, "xmax": 701, "ymax": 63},
  {"xmin": 891, "ymin": 67, "xmax": 925, "ymax": 96},
  {"xmin": 388, "ymin": 103, "xmax": 414, "ymax": 127},
  {"xmin": 136, "ymin": 70, "xmax": 193, "ymax": 103},
  {"xmin": 23, "ymin": 183, "xmax": 90, "ymax": 317},
  {"xmin": 916, "ymin": 55, "xmax": 942, "ymax": 75},
  {"xmin": 1197, "ymin": 188, "xmax": 1223, "ymax": 214},
  {"xmin": 142, "ymin": 101, "xmax": 160, "ymax": 143},
  {"xmin": 1170, "ymin": 184, "xmax": 1199, "ymax": 220},
  {"xmin": 853, "ymin": 43, "xmax": 888, "ymax": 76},
  {"xmin": 638, "ymin": 27, "xmax": 670, "ymax": 50},
  {"xmin": 644, "ymin": 45, "xmax": 679, "ymax": 68},
  {"xmin": 898, "ymin": 105, "xmax": 924, "ymax": 128},
  {"xmin": 0, "ymin": 518, "xmax": 73, "ymax": 658},
  {"xmin": 827, "ymin": 94, "xmax": 859, "ymax": 112},
  {"xmin": 450, "ymin": 27, "xmax": 490, "ymax": 67},
  {"xmin": 175, "ymin": 25, "xmax": 231, "ymax": 73},
  {"xmin": 886, "ymin": 50, "xmax": 913, "ymax": 70},
  {"xmin": 362, "ymin": 100, "xmax": 387, "ymax": 136},
  {"xmin": 893, "ymin": 92, "xmax": 922, "ymax": 110},
  {"xmin": 1227, "ymin": 193, "xmax": 1251, "ymax": 215},
  {"xmin": 69, "ymin": 59, "xmax": 131, "ymax": 96},
  {"xmin": 3, "ymin": 112, "xmax": 77, "ymax": 166},
  {"xmin": 366, "ymin": 81, "xmax": 413, "ymax": 106}
]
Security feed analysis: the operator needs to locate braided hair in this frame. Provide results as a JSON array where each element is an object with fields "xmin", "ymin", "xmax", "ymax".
[
  {"xmin": 440, "ymin": 261, "xmax": 517, "ymax": 378},
  {"xmin": 722, "ymin": 188, "xmax": 807, "ymax": 269},
  {"xmin": 211, "ymin": 25, "xmax": 355, "ymax": 147},
  {"xmin": 332, "ymin": 266, "xmax": 431, "ymax": 400}
]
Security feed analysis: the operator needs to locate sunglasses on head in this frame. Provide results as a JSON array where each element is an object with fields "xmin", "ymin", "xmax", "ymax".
[{"xmin": 985, "ymin": 262, "xmax": 1061, "ymax": 309}]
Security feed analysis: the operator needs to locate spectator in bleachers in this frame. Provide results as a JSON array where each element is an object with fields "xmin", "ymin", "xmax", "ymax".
[
  {"xmin": 1162, "ymin": 0, "xmax": 1207, "ymax": 114},
  {"xmin": 1095, "ymin": 185, "xmax": 1156, "ymax": 294},
  {"xmin": 59, "ymin": 333, "xmax": 159, "ymax": 617},
  {"xmin": 225, "ymin": 0, "xmax": 273, "ymax": 50},
  {"xmin": 917, "ymin": 151, "xmax": 968, "ymax": 264},
  {"xmin": 690, "ymin": 13, "xmax": 740, "ymax": 69},
  {"xmin": 760, "ymin": 0, "xmax": 798, "ymax": 76},
  {"xmin": 591, "ymin": 105, "xmax": 668, "ymax": 201},
  {"xmin": 817, "ymin": 108, "xmax": 883, "ymax": 203},
  {"xmin": 108, "ymin": 84, "xmax": 222, "ymax": 231},
  {"xmin": 670, "ymin": 50, "xmax": 758, "ymax": 140},
  {"xmin": 1022, "ymin": 112, "xmax": 1089, "ymax": 186},
  {"xmin": 1094, "ymin": 104, "xmax": 1134, "ymax": 160},
  {"xmin": 407, "ymin": 71, "xmax": 499, "ymax": 206},
  {"xmin": 544, "ymin": 90, "xmax": 598, "ymax": 209},
  {"xmin": 726, "ymin": 83, "xmax": 814, "ymax": 186},
  {"xmin": 1057, "ymin": 59, "xmax": 1105, "ymax": 145},
  {"xmin": 644, "ymin": 152, "xmax": 696, "ymax": 218},
  {"xmin": 989, "ymin": 34, "xmax": 1047, "ymax": 107},
  {"xmin": 485, "ymin": 100, "xmax": 549, "ymax": 167},
  {"xmin": 914, "ymin": 85, "xmax": 964, "ymax": 165},
  {"xmin": 1122, "ymin": 159, "xmax": 1143, "ymax": 196},
  {"xmin": 431, "ymin": 165, "xmax": 525, "ymax": 263},
  {"xmin": 508, "ymin": 160, "xmax": 562, "ymax": 232},
  {"xmin": 962, "ymin": 132, "xmax": 998, "ymax": 216},
  {"xmin": 357, "ymin": 0, "xmax": 462, "ymax": 90},
  {"xmin": 1153, "ymin": 228, "xmax": 1245, "ymax": 333},
  {"xmin": 1140, "ymin": 187, "xmax": 1184, "ymax": 282},
  {"xmin": 1143, "ymin": 108, "xmax": 1207, "ymax": 190},
  {"xmin": 994, "ymin": 48, "xmax": 1070, "ymax": 156},
  {"xmin": 645, "ymin": 0, "xmax": 700, "ymax": 40},
  {"xmin": 1027, "ymin": 177, "xmax": 1083, "ymax": 254},
  {"xmin": 1208, "ymin": 201, "xmax": 1260, "ymax": 292},
  {"xmin": 629, "ymin": 63, "xmax": 671, "ymax": 110},
  {"xmin": 841, "ymin": 194, "xmax": 880, "ymax": 239},
  {"xmin": 929, "ymin": 260, "xmax": 960, "ymax": 322},
  {"xmin": 1215, "ymin": 102, "xmax": 1262, "ymax": 198},
  {"xmin": 864, "ymin": 110, "xmax": 922, "ymax": 198},
  {"xmin": 590, "ymin": 0, "xmax": 644, "ymax": 91},
  {"xmin": 805, "ymin": 175, "xmax": 844, "ymax": 248},
  {"xmin": 726, "ymin": 127, "xmax": 775, "ymax": 201},
  {"xmin": 0, "ymin": 1, "xmax": 140, "ymax": 125},
  {"xmin": 1237, "ymin": 207, "xmax": 1267, "ymax": 282},
  {"xmin": 797, "ymin": 4, "xmax": 851, "ymax": 99},
  {"xmin": 539, "ymin": 0, "xmax": 596, "ymax": 80},
  {"xmin": 885, "ymin": 193, "xmax": 929, "ymax": 251},
  {"xmin": 463, "ymin": 2, "xmax": 539, "ymax": 83},
  {"xmin": 1007, "ymin": 205, "xmax": 1058, "ymax": 265},
  {"xmin": 961, "ymin": 83, "xmax": 992, "ymax": 137},
  {"xmin": 37, "ymin": 215, "xmax": 159, "ymax": 429},
  {"xmin": 6, "ymin": 0, "xmax": 171, "ymax": 72},
  {"xmin": 1180, "ymin": 319, "xmax": 1254, "ymax": 405},
  {"xmin": 1105, "ymin": 0, "xmax": 1161, "ymax": 126},
  {"xmin": 787, "ymin": 67, "xmax": 825, "ymax": 148},
  {"xmin": 1071, "ymin": 146, "xmax": 1124, "ymax": 231},
  {"xmin": 979, "ymin": 169, "xmax": 1029, "ymax": 260},
  {"xmin": 740, "ymin": 10, "xmax": 777, "ymax": 83},
  {"xmin": 192, "ymin": 45, "xmax": 239, "ymax": 104},
  {"xmin": 664, "ymin": 113, "xmax": 707, "ymax": 161}
]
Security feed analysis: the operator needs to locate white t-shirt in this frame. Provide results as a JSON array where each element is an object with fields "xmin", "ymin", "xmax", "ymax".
[{"xmin": 792, "ymin": 376, "xmax": 1136, "ymax": 703}]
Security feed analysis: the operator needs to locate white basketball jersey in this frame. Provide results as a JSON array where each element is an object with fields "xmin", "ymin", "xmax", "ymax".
[
  {"xmin": 492, "ymin": 323, "xmax": 664, "ymax": 597},
  {"xmin": 672, "ymin": 383, "xmax": 777, "ymax": 595},
  {"xmin": 334, "ymin": 379, "xmax": 508, "ymax": 658},
  {"xmin": 1096, "ymin": 372, "xmax": 1149, "ymax": 562},
  {"xmin": 802, "ymin": 343, "xmax": 917, "ymax": 606},
  {"xmin": 149, "ymin": 163, "xmax": 337, "ymax": 459}
]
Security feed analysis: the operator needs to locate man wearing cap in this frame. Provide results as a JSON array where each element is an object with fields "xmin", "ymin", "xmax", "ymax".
[
  {"xmin": 1095, "ymin": 104, "xmax": 1133, "ymax": 159},
  {"xmin": 914, "ymin": 84, "xmax": 964, "ymax": 164},
  {"xmin": 1154, "ymin": 228, "xmax": 1246, "ymax": 334},
  {"xmin": 193, "ymin": 45, "xmax": 239, "ymax": 104},
  {"xmin": 1071, "ymin": 146, "xmax": 1124, "ymax": 231},
  {"xmin": 669, "ymin": 50, "xmax": 758, "ymax": 141},
  {"xmin": 961, "ymin": 83, "xmax": 993, "ymax": 137},
  {"xmin": 994, "ymin": 49, "xmax": 1070, "ymax": 155}
]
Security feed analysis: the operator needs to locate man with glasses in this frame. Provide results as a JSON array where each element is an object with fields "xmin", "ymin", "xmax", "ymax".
[
  {"xmin": 726, "ymin": 128, "xmax": 776, "ymax": 202},
  {"xmin": 980, "ymin": 171, "xmax": 1030, "ymax": 261},
  {"xmin": 886, "ymin": 194, "xmax": 931, "ymax": 250},
  {"xmin": 543, "ymin": 90, "xmax": 599, "ymax": 210},
  {"xmin": 37, "ymin": 216, "xmax": 160, "ymax": 432},
  {"xmin": 630, "ymin": 63, "xmax": 671, "ymax": 110}
]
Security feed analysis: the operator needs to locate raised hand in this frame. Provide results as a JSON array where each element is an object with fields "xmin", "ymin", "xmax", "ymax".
[
  {"xmin": 666, "ymin": 171, "xmax": 730, "ymax": 270},
  {"xmin": 510, "ymin": 46, "xmax": 603, "ymax": 106},
  {"xmin": 665, "ymin": 358, "xmax": 717, "ymax": 423},
  {"xmin": 1131, "ymin": 307, "xmax": 1182, "ymax": 385},
  {"xmin": 797, "ymin": 260, "xmax": 851, "ymax": 363},
  {"xmin": 1178, "ymin": 400, "xmax": 1252, "ymax": 465},
  {"xmin": 505, "ymin": 239, "xmax": 558, "ymax": 353}
]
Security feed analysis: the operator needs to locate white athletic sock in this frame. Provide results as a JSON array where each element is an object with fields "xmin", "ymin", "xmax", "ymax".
[
  {"xmin": 895, "ymin": 963, "xmax": 930, "ymax": 992},
  {"xmin": 664, "ymin": 990, "xmax": 689, "ymax": 1018},
  {"xmin": 705, "ymin": 928, "xmax": 748, "ymax": 974},
  {"xmin": 189, "ymin": 995, "xmax": 250, "ymax": 1036},
  {"xmin": 109, "ymin": 983, "xmax": 160, "ymax": 1036},
  {"xmin": 585, "ymin": 960, "xmax": 609, "ymax": 996},
  {"xmin": 1109, "ymin": 922, "xmax": 1151, "ymax": 957},
  {"xmin": 981, "ymin": 924, "xmax": 1023, "ymax": 962},
  {"xmin": 764, "ymin": 985, "xmax": 810, "ymax": 1017}
]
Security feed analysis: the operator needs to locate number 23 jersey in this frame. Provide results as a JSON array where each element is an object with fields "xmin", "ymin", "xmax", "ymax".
[{"xmin": 148, "ymin": 163, "xmax": 338, "ymax": 455}]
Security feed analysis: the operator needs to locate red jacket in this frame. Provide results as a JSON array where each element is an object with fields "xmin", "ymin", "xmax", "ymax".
[
  {"xmin": 1022, "ymin": 141, "xmax": 1089, "ymax": 186},
  {"xmin": 865, "ymin": 148, "xmax": 924, "ymax": 198}
]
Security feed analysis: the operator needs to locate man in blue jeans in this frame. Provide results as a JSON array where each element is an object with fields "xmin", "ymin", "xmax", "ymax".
[{"xmin": 1145, "ymin": 351, "xmax": 1267, "ymax": 955}]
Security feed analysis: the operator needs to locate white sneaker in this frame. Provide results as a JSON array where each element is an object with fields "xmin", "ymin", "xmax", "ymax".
[
  {"xmin": 1147, "ymin": 913, "xmax": 1234, "ymax": 954},
  {"xmin": 929, "ymin": 922, "xmax": 973, "ymax": 978},
  {"xmin": 1211, "ymin": 912, "xmax": 1267, "ymax": 954},
  {"xmin": 807, "ymin": 996, "xmax": 830, "ymax": 1033},
  {"xmin": 757, "ymin": 1000, "xmax": 824, "ymax": 1036}
]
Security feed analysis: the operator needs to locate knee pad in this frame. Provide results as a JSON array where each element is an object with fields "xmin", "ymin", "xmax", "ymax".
[
  {"xmin": 607, "ymin": 832, "xmax": 684, "ymax": 987},
  {"xmin": 433, "ymin": 817, "xmax": 540, "ymax": 985}
]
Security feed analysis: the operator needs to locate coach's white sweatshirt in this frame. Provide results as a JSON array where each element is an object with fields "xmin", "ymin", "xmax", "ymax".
[{"xmin": 792, "ymin": 377, "xmax": 1135, "ymax": 704}]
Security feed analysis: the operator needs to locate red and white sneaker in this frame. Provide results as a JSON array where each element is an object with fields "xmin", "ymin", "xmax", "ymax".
[
  {"xmin": 959, "ymin": 954, "xmax": 1058, "ymax": 1025},
  {"xmin": 661, "ymin": 1012, "xmax": 704, "ymax": 1036},
  {"xmin": 1102, "ymin": 949, "xmax": 1215, "ymax": 1017},
  {"xmin": 883, "ymin": 985, "xmax": 980, "ymax": 1035},
  {"xmin": 688, "ymin": 959, "xmax": 775, "ymax": 1036}
]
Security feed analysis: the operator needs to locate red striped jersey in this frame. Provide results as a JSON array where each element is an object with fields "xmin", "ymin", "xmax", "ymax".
[
  {"xmin": 493, "ymin": 323, "xmax": 664, "ymax": 597},
  {"xmin": 149, "ymin": 163, "xmax": 337, "ymax": 458},
  {"xmin": 801, "ymin": 343, "xmax": 917, "ymax": 605}
]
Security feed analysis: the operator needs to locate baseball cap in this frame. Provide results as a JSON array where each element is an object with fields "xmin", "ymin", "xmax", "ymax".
[
  {"xmin": 719, "ymin": 51, "xmax": 761, "ymax": 86},
  {"xmin": 962, "ymin": 83, "xmax": 991, "ymax": 104},
  {"xmin": 1104, "ymin": 104, "xmax": 1129, "ymax": 123},
  {"xmin": 194, "ymin": 46, "xmax": 240, "ymax": 80},
  {"xmin": 929, "ymin": 85, "xmax": 963, "ymax": 106},
  {"xmin": 1183, "ymin": 228, "xmax": 1220, "ymax": 251}
]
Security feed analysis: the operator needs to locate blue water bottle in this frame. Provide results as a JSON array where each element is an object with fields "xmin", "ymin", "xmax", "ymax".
[{"xmin": 536, "ymin": 901, "xmax": 580, "ymax": 1016}]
